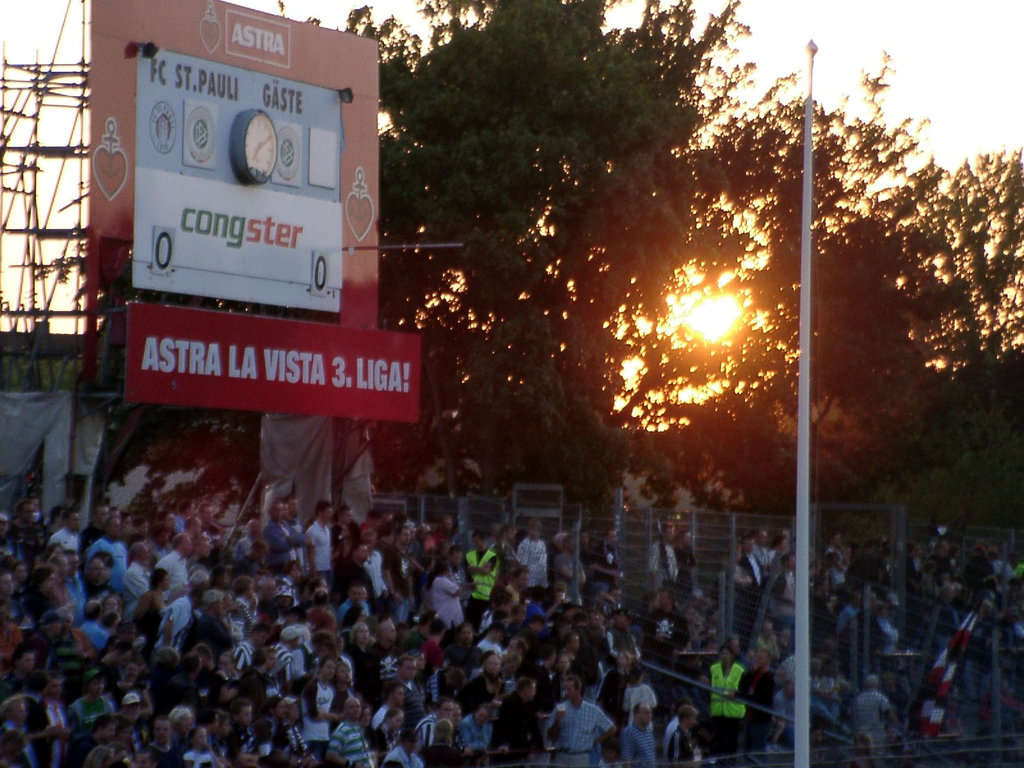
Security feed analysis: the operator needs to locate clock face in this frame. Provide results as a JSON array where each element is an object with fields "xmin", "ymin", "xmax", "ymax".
[{"xmin": 230, "ymin": 110, "xmax": 277, "ymax": 184}]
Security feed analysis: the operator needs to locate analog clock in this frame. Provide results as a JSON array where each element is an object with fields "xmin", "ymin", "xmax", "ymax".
[{"xmin": 229, "ymin": 109, "xmax": 277, "ymax": 184}]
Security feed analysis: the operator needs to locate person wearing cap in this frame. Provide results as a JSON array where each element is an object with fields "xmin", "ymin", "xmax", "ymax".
[
  {"xmin": 118, "ymin": 691, "xmax": 149, "ymax": 757},
  {"xmin": 67, "ymin": 668, "xmax": 116, "ymax": 742},
  {"xmin": 278, "ymin": 624, "xmax": 308, "ymax": 681},
  {"xmin": 381, "ymin": 728, "xmax": 423, "ymax": 768}
]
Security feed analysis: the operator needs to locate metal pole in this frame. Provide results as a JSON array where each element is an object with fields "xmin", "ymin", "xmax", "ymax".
[{"xmin": 794, "ymin": 39, "xmax": 818, "ymax": 768}]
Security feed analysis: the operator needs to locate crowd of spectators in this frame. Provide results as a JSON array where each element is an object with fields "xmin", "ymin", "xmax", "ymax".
[{"xmin": 0, "ymin": 494, "xmax": 1022, "ymax": 768}]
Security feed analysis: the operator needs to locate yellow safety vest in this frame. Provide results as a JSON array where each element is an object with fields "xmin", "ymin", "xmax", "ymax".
[
  {"xmin": 710, "ymin": 661, "xmax": 746, "ymax": 719},
  {"xmin": 466, "ymin": 547, "xmax": 498, "ymax": 601}
]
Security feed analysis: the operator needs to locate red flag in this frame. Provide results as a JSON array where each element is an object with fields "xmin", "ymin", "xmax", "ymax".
[{"xmin": 919, "ymin": 610, "xmax": 977, "ymax": 737}]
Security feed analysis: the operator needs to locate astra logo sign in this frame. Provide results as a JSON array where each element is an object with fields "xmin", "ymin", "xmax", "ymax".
[{"xmin": 224, "ymin": 9, "xmax": 290, "ymax": 68}]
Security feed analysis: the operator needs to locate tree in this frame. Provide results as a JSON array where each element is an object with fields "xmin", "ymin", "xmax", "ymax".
[
  {"xmin": 361, "ymin": 0, "xmax": 745, "ymax": 504},
  {"xmin": 629, "ymin": 68, "xmax": 950, "ymax": 511}
]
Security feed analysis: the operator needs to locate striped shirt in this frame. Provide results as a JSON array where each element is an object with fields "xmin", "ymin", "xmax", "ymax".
[
  {"xmin": 620, "ymin": 723, "xmax": 656, "ymax": 768},
  {"xmin": 327, "ymin": 720, "xmax": 374, "ymax": 766}
]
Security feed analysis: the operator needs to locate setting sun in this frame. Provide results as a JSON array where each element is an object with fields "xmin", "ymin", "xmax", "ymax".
[{"xmin": 685, "ymin": 295, "xmax": 742, "ymax": 342}]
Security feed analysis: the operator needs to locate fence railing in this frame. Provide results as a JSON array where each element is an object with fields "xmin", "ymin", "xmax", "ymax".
[{"xmin": 375, "ymin": 492, "xmax": 1024, "ymax": 754}]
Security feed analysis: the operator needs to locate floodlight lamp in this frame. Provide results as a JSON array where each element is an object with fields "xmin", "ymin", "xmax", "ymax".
[{"xmin": 339, "ymin": 88, "xmax": 354, "ymax": 104}]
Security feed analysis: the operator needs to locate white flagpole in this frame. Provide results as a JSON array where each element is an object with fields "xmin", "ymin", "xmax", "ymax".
[{"xmin": 794, "ymin": 38, "xmax": 817, "ymax": 768}]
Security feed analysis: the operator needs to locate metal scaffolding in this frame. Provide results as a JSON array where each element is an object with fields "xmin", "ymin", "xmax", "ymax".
[{"xmin": 1, "ymin": 0, "xmax": 90, "ymax": 392}]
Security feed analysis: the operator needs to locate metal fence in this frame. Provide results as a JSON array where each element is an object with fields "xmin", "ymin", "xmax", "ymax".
[{"xmin": 375, "ymin": 492, "xmax": 1024, "ymax": 763}]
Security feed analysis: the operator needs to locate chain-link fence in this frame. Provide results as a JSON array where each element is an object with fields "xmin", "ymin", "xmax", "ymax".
[{"xmin": 375, "ymin": 492, "xmax": 1024, "ymax": 764}]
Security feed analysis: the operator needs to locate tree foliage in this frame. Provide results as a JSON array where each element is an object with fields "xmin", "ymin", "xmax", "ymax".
[
  {"xmin": 348, "ymin": 0, "xmax": 1024, "ymax": 521},
  {"xmin": 364, "ymin": 0, "xmax": 745, "ymax": 504}
]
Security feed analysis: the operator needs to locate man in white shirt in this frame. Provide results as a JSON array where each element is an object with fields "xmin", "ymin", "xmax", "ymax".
[
  {"xmin": 361, "ymin": 528, "xmax": 388, "ymax": 610},
  {"xmin": 516, "ymin": 518, "xmax": 548, "ymax": 589},
  {"xmin": 122, "ymin": 541, "xmax": 152, "ymax": 621},
  {"xmin": 155, "ymin": 533, "xmax": 194, "ymax": 597},
  {"xmin": 154, "ymin": 566, "xmax": 209, "ymax": 654},
  {"xmin": 47, "ymin": 508, "xmax": 80, "ymax": 553},
  {"xmin": 306, "ymin": 501, "xmax": 334, "ymax": 586}
]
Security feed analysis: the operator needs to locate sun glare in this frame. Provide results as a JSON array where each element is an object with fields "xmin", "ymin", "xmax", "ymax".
[{"xmin": 685, "ymin": 296, "xmax": 741, "ymax": 342}]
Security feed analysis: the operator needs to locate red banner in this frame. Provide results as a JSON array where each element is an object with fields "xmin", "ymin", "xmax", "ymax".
[{"xmin": 125, "ymin": 303, "xmax": 420, "ymax": 422}]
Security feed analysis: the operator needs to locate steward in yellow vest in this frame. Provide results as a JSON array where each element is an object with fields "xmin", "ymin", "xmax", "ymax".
[
  {"xmin": 465, "ymin": 529, "xmax": 498, "ymax": 629},
  {"xmin": 709, "ymin": 644, "xmax": 745, "ymax": 755}
]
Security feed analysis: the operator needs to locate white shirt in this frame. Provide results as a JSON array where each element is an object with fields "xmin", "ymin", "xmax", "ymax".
[
  {"xmin": 303, "ymin": 680, "xmax": 336, "ymax": 743},
  {"xmin": 123, "ymin": 562, "xmax": 151, "ymax": 620},
  {"xmin": 155, "ymin": 594, "xmax": 194, "ymax": 652},
  {"xmin": 306, "ymin": 521, "xmax": 333, "ymax": 572},
  {"xmin": 516, "ymin": 538, "xmax": 548, "ymax": 588},
  {"xmin": 48, "ymin": 527, "xmax": 80, "ymax": 553},
  {"xmin": 364, "ymin": 550, "xmax": 387, "ymax": 598},
  {"xmin": 155, "ymin": 550, "xmax": 190, "ymax": 596}
]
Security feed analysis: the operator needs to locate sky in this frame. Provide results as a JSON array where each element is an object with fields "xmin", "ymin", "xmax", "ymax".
[{"xmin": 3, "ymin": 0, "xmax": 1023, "ymax": 169}]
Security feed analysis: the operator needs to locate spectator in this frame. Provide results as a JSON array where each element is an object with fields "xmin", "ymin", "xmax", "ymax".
[
  {"xmin": 739, "ymin": 648, "xmax": 775, "ymax": 754},
  {"xmin": 516, "ymin": 519, "xmax": 548, "ymax": 590},
  {"xmin": 708, "ymin": 643, "xmax": 745, "ymax": 756},
  {"xmin": 155, "ymin": 536, "xmax": 193, "ymax": 598},
  {"xmin": 850, "ymin": 675, "xmax": 898, "ymax": 752},
  {"xmin": 545, "ymin": 674, "xmax": 615, "ymax": 767},
  {"xmin": 619, "ymin": 702, "xmax": 656, "ymax": 768},
  {"xmin": 491, "ymin": 676, "xmax": 543, "ymax": 759},
  {"xmin": 263, "ymin": 500, "xmax": 305, "ymax": 576},
  {"xmin": 380, "ymin": 728, "xmax": 422, "ymax": 768},
  {"xmin": 325, "ymin": 697, "xmax": 374, "ymax": 768},
  {"xmin": 306, "ymin": 501, "xmax": 335, "ymax": 587},
  {"xmin": 464, "ymin": 530, "xmax": 498, "ymax": 630}
]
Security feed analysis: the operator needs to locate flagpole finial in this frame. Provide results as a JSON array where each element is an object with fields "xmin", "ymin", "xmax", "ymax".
[{"xmin": 807, "ymin": 39, "xmax": 818, "ymax": 56}]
